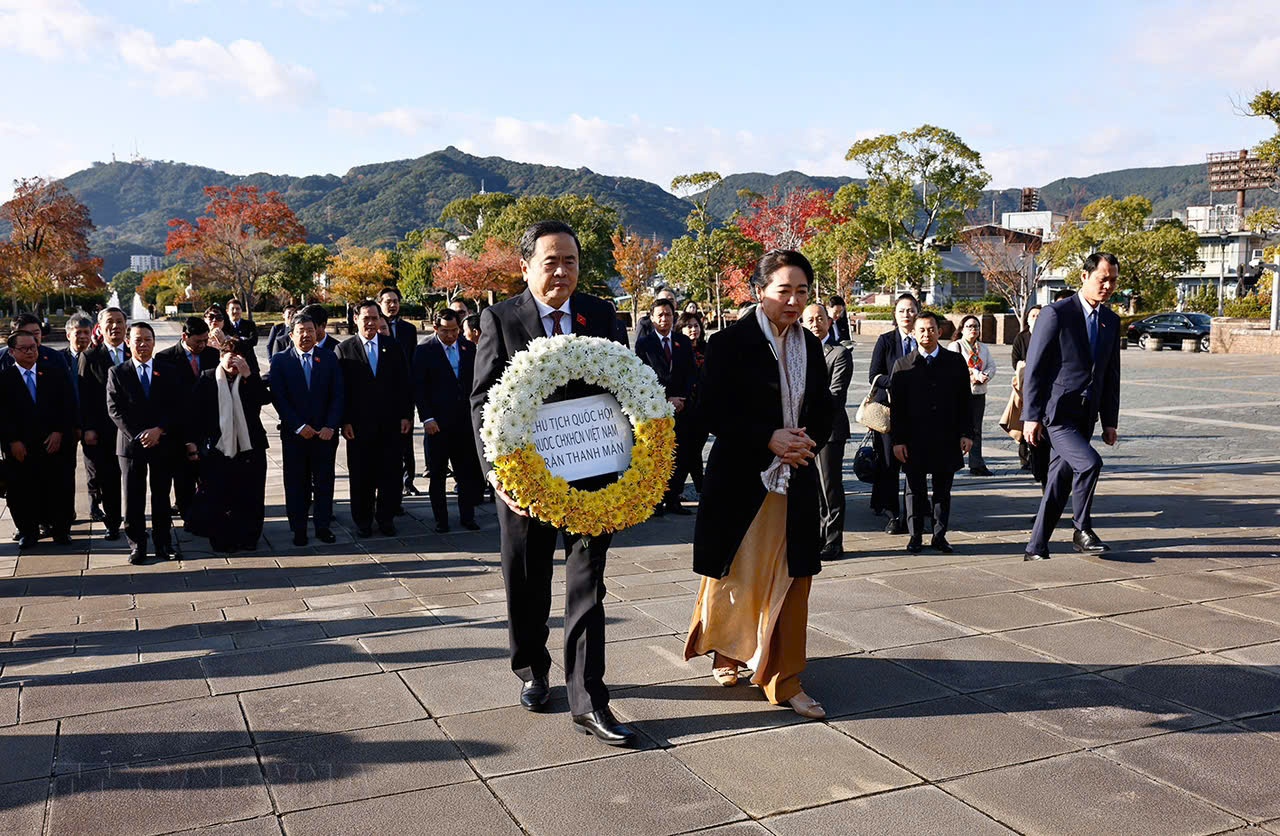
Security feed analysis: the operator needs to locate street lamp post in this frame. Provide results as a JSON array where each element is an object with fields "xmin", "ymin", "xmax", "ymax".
[{"xmin": 1217, "ymin": 225, "xmax": 1229, "ymax": 318}]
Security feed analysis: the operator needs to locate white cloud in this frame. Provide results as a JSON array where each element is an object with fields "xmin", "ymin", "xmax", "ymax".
[
  {"xmin": 1136, "ymin": 0, "xmax": 1280, "ymax": 83},
  {"xmin": 0, "ymin": 0, "xmax": 315, "ymax": 105},
  {"xmin": 0, "ymin": 120, "xmax": 39, "ymax": 138},
  {"xmin": 117, "ymin": 29, "xmax": 316, "ymax": 103},
  {"xmin": 328, "ymin": 107, "xmax": 434, "ymax": 135},
  {"xmin": 0, "ymin": 0, "xmax": 109, "ymax": 59}
]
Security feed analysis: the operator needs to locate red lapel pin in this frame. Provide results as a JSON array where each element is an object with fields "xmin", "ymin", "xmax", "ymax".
[{"xmin": 575, "ymin": 313, "xmax": 588, "ymax": 328}]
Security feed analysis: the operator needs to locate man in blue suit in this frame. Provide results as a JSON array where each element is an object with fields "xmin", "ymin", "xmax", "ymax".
[
  {"xmin": 414, "ymin": 308, "xmax": 483, "ymax": 533},
  {"xmin": 1022, "ymin": 252, "xmax": 1122, "ymax": 560},
  {"xmin": 270, "ymin": 312, "xmax": 345, "ymax": 546}
]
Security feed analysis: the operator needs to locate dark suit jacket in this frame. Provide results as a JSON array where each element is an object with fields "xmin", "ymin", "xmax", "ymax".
[
  {"xmin": 1022, "ymin": 295, "xmax": 1121, "ymax": 429},
  {"xmin": 226, "ymin": 318, "xmax": 258, "ymax": 347},
  {"xmin": 155, "ymin": 342, "xmax": 220, "ymax": 390},
  {"xmin": 190, "ymin": 369, "xmax": 271, "ymax": 452},
  {"xmin": 268, "ymin": 346, "xmax": 345, "ymax": 437},
  {"xmin": 414, "ymin": 336, "xmax": 476, "ymax": 435},
  {"xmin": 336, "ymin": 335, "xmax": 413, "ymax": 434},
  {"xmin": 106, "ymin": 358, "xmax": 184, "ymax": 457},
  {"xmin": 266, "ymin": 323, "xmax": 290, "ymax": 359},
  {"xmin": 0, "ymin": 359, "xmax": 75, "ymax": 448},
  {"xmin": 868, "ymin": 328, "xmax": 914, "ymax": 404},
  {"xmin": 889, "ymin": 350, "xmax": 974, "ymax": 473},
  {"xmin": 634, "ymin": 330, "xmax": 695, "ymax": 401},
  {"xmin": 824, "ymin": 343, "xmax": 853, "ymax": 442},
  {"xmin": 387, "ymin": 318, "xmax": 419, "ymax": 364},
  {"xmin": 471, "ymin": 289, "xmax": 625, "ymax": 477},
  {"xmin": 825, "ymin": 313, "xmax": 852, "ymax": 345},
  {"xmin": 79, "ymin": 343, "xmax": 130, "ymax": 437},
  {"xmin": 693, "ymin": 315, "xmax": 833, "ymax": 580}
]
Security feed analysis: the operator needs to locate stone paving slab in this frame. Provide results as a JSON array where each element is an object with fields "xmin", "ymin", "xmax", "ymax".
[{"xmin": 4, "ymin": 350, "xmax": 1280, "ymax": 833}]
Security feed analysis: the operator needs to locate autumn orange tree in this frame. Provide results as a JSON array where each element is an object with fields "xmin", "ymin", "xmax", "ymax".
[
  {"xmin": 735, "ymin": 187, "xmax": 834, "ymax": 252},
  {"xmin": 166, "ymin": 185, "xmax": 305, "ymax": 312},
  {"xmin": 433, "ymin": 237, "xmax": 523, "ymax": 305},
  {"xmin": 0, "ymin": 176, "xmax": 104, "ymax": 308},
  {"xmin": 326, "ymin": 246, "xmax": 395, "ymax": 304},
  {"xmin": 611, "ymin": 229, "xmax": 663, "ymax": 321}
]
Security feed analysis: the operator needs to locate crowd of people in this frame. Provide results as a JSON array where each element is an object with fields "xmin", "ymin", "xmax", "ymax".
[{"xmin": 0, "ymin": 221, "xmax": 1122, "ymax": 746}]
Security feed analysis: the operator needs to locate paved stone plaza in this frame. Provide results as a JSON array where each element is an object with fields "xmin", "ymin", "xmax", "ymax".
[{"xmin": 2, "ymin": 335, "xmax": 1279, "ymax": 835}]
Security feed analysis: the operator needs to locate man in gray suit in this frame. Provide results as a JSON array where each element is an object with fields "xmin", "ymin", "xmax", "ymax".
[{"xmin": 802, "ymin": 304, "xmax": 853, "ymax": 558}]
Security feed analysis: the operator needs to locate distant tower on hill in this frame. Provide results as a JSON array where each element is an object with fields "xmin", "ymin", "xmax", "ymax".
[{"xmin": 1020, "ymin": 188, "xmax": 1040, "ymax": 212}]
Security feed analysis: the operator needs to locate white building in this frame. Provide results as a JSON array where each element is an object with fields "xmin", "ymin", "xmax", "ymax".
[{"xmin": 130, "ymin": 254, "xmax": 165, "ymax": 274}]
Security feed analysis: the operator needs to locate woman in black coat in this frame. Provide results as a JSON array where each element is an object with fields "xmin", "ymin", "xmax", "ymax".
[
  {"xmin": 683, "ymin": 250, "xmax": 834, "ymax": 720},
  {"xmin": 184, "ymin": 338, "xmax": 270, "ymax": 552}
]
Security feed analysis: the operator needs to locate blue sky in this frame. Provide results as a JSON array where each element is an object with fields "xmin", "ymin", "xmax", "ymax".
[{"xmin": 1, "ymin": 0, "xmax": 1276, "ymax": 202}]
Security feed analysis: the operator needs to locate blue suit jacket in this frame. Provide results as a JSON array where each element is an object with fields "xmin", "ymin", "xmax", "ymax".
[
  {"xmin": 412, "ymin": 336, "xmax": 476, "ymax": 435},
  {"xmin": 269, "ymin": 346, "xmax": 345, "ymax": 437},
  {"xmin": 1022, "ymin": 295, "xmax": 1121, "ymax": 429}
]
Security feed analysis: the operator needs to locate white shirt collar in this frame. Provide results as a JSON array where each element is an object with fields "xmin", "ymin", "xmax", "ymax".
[
  {"xmin": 361, "ymin": 334, "xmax": 378, "ymax": 350},
  {"xmin": 134, "ymin": 357, "xmax": 150, "ymax": 371},
  {"xmin": 531, "ymin": 296, "xmax": 572, "ymax": 336},
  {"xmin": 1078, "ymin": 291, "xmax": 1099, "ymax": 318},
  {"xmin": 918, "ymin": 346, "xmax": 940, "ymax": 359},
  {"xmin": 300, "ymin": 349, "xmax": 312, "ymax": 360}
]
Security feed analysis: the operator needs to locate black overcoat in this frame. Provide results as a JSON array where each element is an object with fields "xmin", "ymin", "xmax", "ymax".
[{"xmin": 692, "ymin": 314, "xmax": 833, "ymax": 580}]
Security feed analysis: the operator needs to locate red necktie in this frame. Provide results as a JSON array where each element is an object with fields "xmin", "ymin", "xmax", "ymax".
[
  {"xmin": 663, "ymin": 336, "xmax": 672, "ymax": 366},
  {"xmin": 190, "ymin": 355, "xmax": 199, "ymax": 376},
  {"xmin": 550, "ymin": 311, "xmax": 565, "ymax": 336}
]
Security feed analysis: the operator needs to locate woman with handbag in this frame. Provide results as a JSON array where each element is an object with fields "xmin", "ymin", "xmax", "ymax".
[
  {"xmin": 684, "ymin": 250, "xmax": 834, "ymax": 719},
  {"xmin": 183, "ymin": 338, "xmax": 270, "ymax": 553},
  {"xmin": 948, "ymin": 315, "xmax": 997, "ymax": 476}
]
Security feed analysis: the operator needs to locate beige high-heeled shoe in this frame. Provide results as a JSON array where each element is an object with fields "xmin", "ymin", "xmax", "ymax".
[
  {"xmin": 786, "ymin": 691, "xmax": 826, "ymax": 719},
  {"xmin": 711, "ymin": 654, "xmax": 742, "ymax": 686}
]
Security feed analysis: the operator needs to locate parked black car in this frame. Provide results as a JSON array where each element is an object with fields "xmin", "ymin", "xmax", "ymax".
[{"xmin": 1126, "ymin": 312, "xmax": 1212, "ymax": 352}]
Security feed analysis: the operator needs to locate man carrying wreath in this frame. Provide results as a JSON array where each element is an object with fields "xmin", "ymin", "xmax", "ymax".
[{"xmin": 471, "ymin": 220, "xmax": 637, "ymax": 747}]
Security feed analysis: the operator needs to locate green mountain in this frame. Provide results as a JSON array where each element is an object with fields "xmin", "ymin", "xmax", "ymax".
[
  {"xmin": 49, "ymin": 149, "xmax": 1278, "ymax": 279},
  {"xmin": 59, "ymin": 147, "xmax": 693, "ymax": 276}
]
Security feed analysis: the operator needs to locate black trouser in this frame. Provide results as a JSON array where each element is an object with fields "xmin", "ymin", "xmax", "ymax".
[
  {"xmin": 425, "ymin": 427, "xmax": 482, "ymax": 526},
  {"xmin": 198, "ymin": 449, "xmax": 267, "ymax": 551},
  {"xmin": 121, "ymin": 451, "xmax": 173, "ymax": 552},
  {"xmin": 172, "ymin": 449, "xmax": 199, "ymax": 515},
  {"xmin": 904, "ymin": 463, "xmax": 954, "ymax": 538},
  {"xmin": 816, "ymin": 437, "xmax": 847, "ymax": 553},
  {"xmin": 870, "ymin": 429, "xmax": 902, "ymax": 517},
  {"xmin": 8, "ymin": 446, "xmax": 74, "ymax": 538},
  {"xmin": 400, "ymin": 432, "xmax": 416, "ymax": 491},
  {"xmin": 668, "ymin": 414, "xmax": 706, "ymax": 502},
  {"xmin": 497, "ymin": 499, "xmax": 612, "ymax": 715},
  {"xmin": 280, "ymin": 435, "xmax": 337, "ymax": 534},
  {"xmin": 347, "ymin": 428, "xmax": 402, "ymax": 530},
  {"xmin": 84, "ymin": 433, "xmax": 122, "ymax": 530}
]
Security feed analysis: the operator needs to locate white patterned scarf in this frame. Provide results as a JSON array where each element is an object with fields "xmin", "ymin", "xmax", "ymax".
[
  {"xmin": 215, "ymin": 364, "xmax": 254, "ymax": 457},
  {"xmin": 755, "ymin": 305, "xmax": 808, "ymax": 494}
]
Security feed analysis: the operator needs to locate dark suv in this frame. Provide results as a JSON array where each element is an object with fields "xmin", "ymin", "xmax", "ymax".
[{"xmin": 1126, "ymin": 312, "xmax": 1212, "ymax": 352}]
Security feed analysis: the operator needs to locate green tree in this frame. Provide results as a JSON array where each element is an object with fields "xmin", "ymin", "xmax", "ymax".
[
  {"xmin": 264, "ymin": 243, "xmax": 332, "ymax": 305},
  {"xmin": 872, "ymin": 243, "xmax": 944, "ymax": 297},
  {"xmin": 110, "ymin": 269, "xmax": 144, "ymax": 299},
  {"xmin": 1248, "ymin": 90, "xmax": 1280, "ymax": 170},
  {"xmin": 1042, "ymin": 195, "xmax": 1202, "ymax": 311},
  {"xmin": 438, "ymin": 193, "xmax": 518, "ymax": 237},
  {"xmin": 440, "ymin": 194, "xmax": 619, "ymax": 297},
  {"xmin": 842, "ymin": 125, "xmax": 990, "ymax": 295},
  {"xmin": 666, "ymin": 172, "xmax": 727, "ymax": 322}
]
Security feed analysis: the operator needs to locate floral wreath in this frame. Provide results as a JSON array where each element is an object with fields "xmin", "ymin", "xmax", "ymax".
[{"xmin": 480, "ymin": 334, "xmax": 676, "ymax": 535}]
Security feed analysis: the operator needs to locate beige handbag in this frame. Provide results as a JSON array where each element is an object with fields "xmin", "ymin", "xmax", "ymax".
[{"xmin": 854, "ymin": 375, "xmax": 892, "ymax": 434}]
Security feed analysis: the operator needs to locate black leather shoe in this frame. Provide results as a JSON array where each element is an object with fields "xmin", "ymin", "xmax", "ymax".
[
  {"xmin": 930, "ymin": 534, "xmax": 954, "ymax": 554},
  {"xmin": 128, "ymin": 549, "xmax": 146, "ymax": 565},
  {"xmin": 519, "ymin": 677, "xmax": 550, "ymax": 712},
  {"xmin": 460, "ymin": 520, "xmax": 480, "ymax": 531},
  {"xmin": 885, "ymin": 517, "xmax": 906, "ymax": 535},
  {"xmin": 434, "ymin": 522, "xmax": 450, "ymax": 534},
  {"xmin": 1072, "ymin": 528, "xmax": 1110, "ymax": 553},
  {"xmin": 906, "ymin": 534, "xmax": 923, "ymax": 554},
  {"xmin": 316, "ymin": 529, "xmax": 336, "ymax": 544},
  {"xmin": 51, "ymin": 532, "xmax": 73, "ymax": 546},
  {"xmin": 378, "ymin": 523, "xmax": 397, "ymax": 536},
  {"xmin": 403, "ymin": 484, "xmax": 422, "ymax": 497},
  {"xmin": 818, "ymin": 547, "xmax": 843, "ymax": 560},
  {"xmin": 970, "ymin": 466, "xmax": 994, "ymax": 476},
  {"xmin": 155, "ymin": 547, "xmax": 173, "ymax": 562},
  {"xmin": 104, "ymin": 528, "xmax": 121, "ymax": 541},
  {"xmin": 293, "ymin": 531, "xmax": 308, "ymax": 547},
  {"xmin": 15, "ymin": 533, "xmax": 36, "ymax": 551},
  {"xmin": 355, "ymin": 526, "xmax": 373, "ymax": 538},
  {"xmin": 572, "ymin": 707, "xmax": 637, "ymax": 746},
  {"xmin": 1024, "ymin": 552, "xmax": 1050, "ymax": 561},
  {"xmin": 666, "ymin": 505, "xmax": 693, "ymax": 516},
  {"xmin": 90, "ymin": 503, "xmax": 105, "ymax": 522}
]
